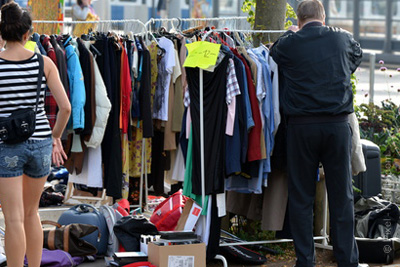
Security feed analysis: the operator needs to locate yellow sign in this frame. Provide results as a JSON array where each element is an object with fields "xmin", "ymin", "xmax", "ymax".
[
  {"xmin": 24, "ymin": 41, "xmax": 37, "ymax": 52},
  {"xmin": 183, "ymin": 41, "xmax": 221, "ymax": 70}
]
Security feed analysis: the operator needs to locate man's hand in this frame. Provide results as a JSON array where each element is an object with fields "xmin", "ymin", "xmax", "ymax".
[{"xmin": 288, "ymin": 25, "xmax": 299, "ymax": 32}]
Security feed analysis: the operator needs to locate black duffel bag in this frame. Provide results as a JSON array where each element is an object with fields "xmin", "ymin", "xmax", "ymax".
[{"xmin": 114, "ymin": 216, "xmax": 159, "ymax": 251}]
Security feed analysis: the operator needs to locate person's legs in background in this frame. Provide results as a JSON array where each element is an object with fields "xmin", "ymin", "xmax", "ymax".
[{"xmin": 321, "ymin": 121, "xmax": 359, "ymax": 267}]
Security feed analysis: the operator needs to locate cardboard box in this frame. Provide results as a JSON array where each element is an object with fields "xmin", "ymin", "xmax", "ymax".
[
  {"xmin": 148, "ymin": 242, "xmax": 206, "ymax": 267},
  {"xmin": 175, "ymin": 198, "xmax": 202, "ymax": 231}
]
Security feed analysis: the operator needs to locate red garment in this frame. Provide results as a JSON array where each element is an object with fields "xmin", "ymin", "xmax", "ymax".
[
  {"xmin": 41, "ymin": 36, "xmax": 58, "ymax": 129},
  {"xmin": 123, "ymin": 262, "xmax": 156, "ymax": 267},
  {"xmin": 231, "ymin": 48, "xmax": 262, "ymax": 162},
  {"xmin": 119, "ymin": 42, "xmax": 132, "ymax": 134}
]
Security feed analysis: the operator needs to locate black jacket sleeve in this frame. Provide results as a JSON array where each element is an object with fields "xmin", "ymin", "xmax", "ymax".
[
  {"xmin": 348, "ymin": 35, "xmax": 363, "ymax": 74},
  {"xmin": 269, "ymin": 30, "xmax": 295, "ymax": 66}
]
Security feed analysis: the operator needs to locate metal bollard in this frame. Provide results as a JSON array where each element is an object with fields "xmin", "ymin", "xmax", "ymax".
[{"xmin": 369, "ymin": 53, "xmax": 376, "ymax": 104}]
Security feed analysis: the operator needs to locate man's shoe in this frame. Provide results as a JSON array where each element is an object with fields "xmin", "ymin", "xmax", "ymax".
[{"xmin": 358, "ymin": 264, "xmax": 369, "ymax": 267}]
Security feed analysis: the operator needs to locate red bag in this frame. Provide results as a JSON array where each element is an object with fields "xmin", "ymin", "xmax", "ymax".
[{"xmin": 150, "ymin": 190, "xmax": 188, "ymax": 231}]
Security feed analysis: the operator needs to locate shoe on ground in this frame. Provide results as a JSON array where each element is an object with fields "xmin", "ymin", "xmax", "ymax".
[
  {"xmin": 358, "ymin": 264, "xmax": 369, "ymax": 267},
  {"xmin": 0, "ymin": 253, "xmax": 6, "ymax": 267}
]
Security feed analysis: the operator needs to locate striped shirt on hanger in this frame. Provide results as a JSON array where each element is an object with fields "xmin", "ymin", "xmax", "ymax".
[{"xmin": 0, "ymin": 53, "xmax": 52, "ymax": 139}]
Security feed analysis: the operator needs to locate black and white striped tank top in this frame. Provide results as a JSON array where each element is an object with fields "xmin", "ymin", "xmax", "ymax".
[{"xmin": 0, "ymin": 53, "xmax": 52, "ymax": 139}]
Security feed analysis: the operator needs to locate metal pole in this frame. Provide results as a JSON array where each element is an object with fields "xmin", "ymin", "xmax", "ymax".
[
  {"xmin": 200, "ymin": 68, "xmax": 206, "ymax": 234},
  {"xmin": 384, "ymin": 0, "xmax": 393, "ymax": 53},
  {"xmin": 322, "ymin": 0, "xmax": 330, "ymax": 26},
  {"xmin": 369, "ymin": 53, "xmax": 376, "ymax": 104},
  {"xmin": 152, "ymin": 0, "xmax": 156, "ymax": 18},
  {"xmin": 144, "ymin": 138, "xmax": 149, "ymax": 211},
  {"xmin": 212, "ymin": 0, "xmax": 219, "ymax": 19},
  {"xmin": 139, "ymin": 138, "xmax": 145, "ymax": 210},
  {"xmin": 322, "ymin": 183, "xmax": 328, "ymax": 246},
  {"xmin": 353, "ymin": 0, "xmax": 360, "ymax": 41}
]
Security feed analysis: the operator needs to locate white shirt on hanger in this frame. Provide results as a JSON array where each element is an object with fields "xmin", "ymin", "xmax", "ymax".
[{"xmin": 153, "ymin": 37, "xmax": 176, "ymax": 121}]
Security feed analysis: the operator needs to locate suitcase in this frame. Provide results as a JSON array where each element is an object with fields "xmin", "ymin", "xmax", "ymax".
[
  {"xmin": 353, "ymin": 139, "xmax": 381, "ymax": 198},
  {"xmin": 356, "ymin": 237, "xmax": 398, "ymax": 264},
  {"xmin": 58, "ymin": 204, "xmax": 108, "ymax": 255}
]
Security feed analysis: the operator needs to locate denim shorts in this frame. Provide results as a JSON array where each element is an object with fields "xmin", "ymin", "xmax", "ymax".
[{"xmin": 0, "ymin": 138, "xmax": 52, "ymax": 178}]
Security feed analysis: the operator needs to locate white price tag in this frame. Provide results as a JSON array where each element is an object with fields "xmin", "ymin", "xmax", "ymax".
[
  {"xmin": 217, "ymin": 193, "xmax": 226, "ymax": 217},
  {"xmin": 168, "ymin": 255, "xmax": 195, "ymax": 267}
]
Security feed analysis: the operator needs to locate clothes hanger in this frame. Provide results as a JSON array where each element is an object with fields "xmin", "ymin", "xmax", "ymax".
[{"xmin": 182, "ymin": 25, "xmax": 203, "ymax": 34}]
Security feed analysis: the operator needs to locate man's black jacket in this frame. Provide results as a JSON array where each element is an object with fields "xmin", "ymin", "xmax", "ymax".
[{"xmin": 270, "ymin": 21, "xmax": 363, "ymax": 117}]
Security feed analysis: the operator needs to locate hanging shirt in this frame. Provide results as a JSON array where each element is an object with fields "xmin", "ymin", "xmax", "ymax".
[
  {"xmin": 225, "ymin": 58, "xmax": 240, "ymax": 136},
  {"xmin": 153, "ymin": 37, "xmax": 175, "ymax": 121},
  {"xmin": 120, "ymin": 41, "xmax": 132, "ymax": 134},
  {"xmin": 231, "ymin": 50, "xmax": 254, "ymax": 132},
  {"xmin": 232, "ymin": 48, "xmax": 262, "ymax": 162},
  {"xmin": 41, "ymin": 36, "xmax": 58, "ymax": 129},
  {"xmin": 247, "ymin": 49, "xmax": 265, "ymax": 102}
]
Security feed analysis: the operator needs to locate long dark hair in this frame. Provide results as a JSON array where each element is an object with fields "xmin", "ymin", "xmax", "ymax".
[{"xmin": 0, "ymin": 2, "xmax": 32, "ymax": 42}]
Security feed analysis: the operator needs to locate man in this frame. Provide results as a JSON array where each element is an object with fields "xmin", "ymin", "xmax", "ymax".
[{"xmin": 270, "ymin": 1, "xmax": 365, "ymax": 267}]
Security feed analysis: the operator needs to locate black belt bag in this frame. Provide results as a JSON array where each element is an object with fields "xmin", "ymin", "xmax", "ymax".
[{"xmin": 0, "ymin": 53, "xmax": 44, "ymax": 144}]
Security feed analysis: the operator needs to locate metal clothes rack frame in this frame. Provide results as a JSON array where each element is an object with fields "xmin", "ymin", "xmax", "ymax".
[
  {"xmin": 33, "ymin": 19, "xmax": 148, "ymax": 35},
  {"xmin": 144, "ymin": 16, "xmax": 250, "ymax": 32},
  {"xmin": 198, "ymin": 28, "xmax": 331, "ymax": 253}
]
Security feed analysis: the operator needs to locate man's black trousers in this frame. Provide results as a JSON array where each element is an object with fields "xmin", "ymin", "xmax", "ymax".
[{"xmin": 286, "ymin": 117, "xmax": 359, "ymax": 267}]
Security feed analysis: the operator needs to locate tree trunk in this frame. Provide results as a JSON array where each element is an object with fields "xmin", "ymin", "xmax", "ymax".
[{"xmin": 254, "ymin": 0, "xmax": 287, "ymax": 45}]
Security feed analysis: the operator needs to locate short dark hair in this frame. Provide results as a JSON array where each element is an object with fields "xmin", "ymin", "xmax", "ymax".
[
  {"xmin": 0, "ymin": 2, "xmax": 32, "ymax": 42},
  {"xmin": 297, "ymin": 0, "xmax": 325, "ymax": 23},
  {"xmin": 77, "ymin": 0, "xmax": 83, "ymax": 6}
]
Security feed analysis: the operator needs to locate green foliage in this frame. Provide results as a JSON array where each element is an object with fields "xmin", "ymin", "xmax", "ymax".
[
  {"xmin": 285, "ymin": 3, "xmax": 297, "ymax": 28},
  {"xmin": 358, "ymin": 100, "xmax": 400, "ymax": 175},
  {"xmin": 351, "ymin": 74, "xmax": 360, "ymax": 115},
  {"xmin": 241, "ymin": 0, "xmax": 256, "ymax": 27},
  {"xmin": 241, "ymin": 1, "xmax": 297, "ymax": 29}
]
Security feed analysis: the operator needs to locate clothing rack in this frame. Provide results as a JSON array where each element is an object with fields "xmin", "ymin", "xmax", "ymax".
[
  {"xmin": 32, "ymin": 18, "xmax": 152, "ymax": 211},
  {"xmin": 198, "ymin": 28, "xmax": 330, "ymax": 253},
  {"xmin": 30, "ymin": 19, "xmax": 330, "ymax": 267}
]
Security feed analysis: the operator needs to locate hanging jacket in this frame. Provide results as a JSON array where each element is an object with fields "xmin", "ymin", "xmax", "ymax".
[
  {"xmin": 64, "ymin": 37, "xmax": 86, "ymax": 132},
  {"xmin": 50, "ymin": 35, "xmax": 70, "ymax": 96},
  {"xmin": 41, "ymin": 35, "xmax": 58, "ymax": 129},
  {"xmin": 83, "ymin": 41, "xmax": 112, "ymax": 148}
]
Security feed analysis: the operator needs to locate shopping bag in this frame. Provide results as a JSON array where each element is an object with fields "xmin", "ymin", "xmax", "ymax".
[
  {"xmin": 150, "ymin": 190, "xmax": 188, "ymax": 231},
  {"xmin": 42, "ymin": 220, "xmax": 99, "ymax": 257}
]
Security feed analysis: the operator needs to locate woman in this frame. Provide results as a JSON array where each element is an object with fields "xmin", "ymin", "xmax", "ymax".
[
  {"xmin": 0, "ymin": 2, "xmax": 71, "ymax": 267},
  {"xmin": 72, "ymin": 0, "xmax": 99, "ymax": 36},
  {"xmin": 72, "ymin": 0, "xmax": 98, "ymax": 21}
]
